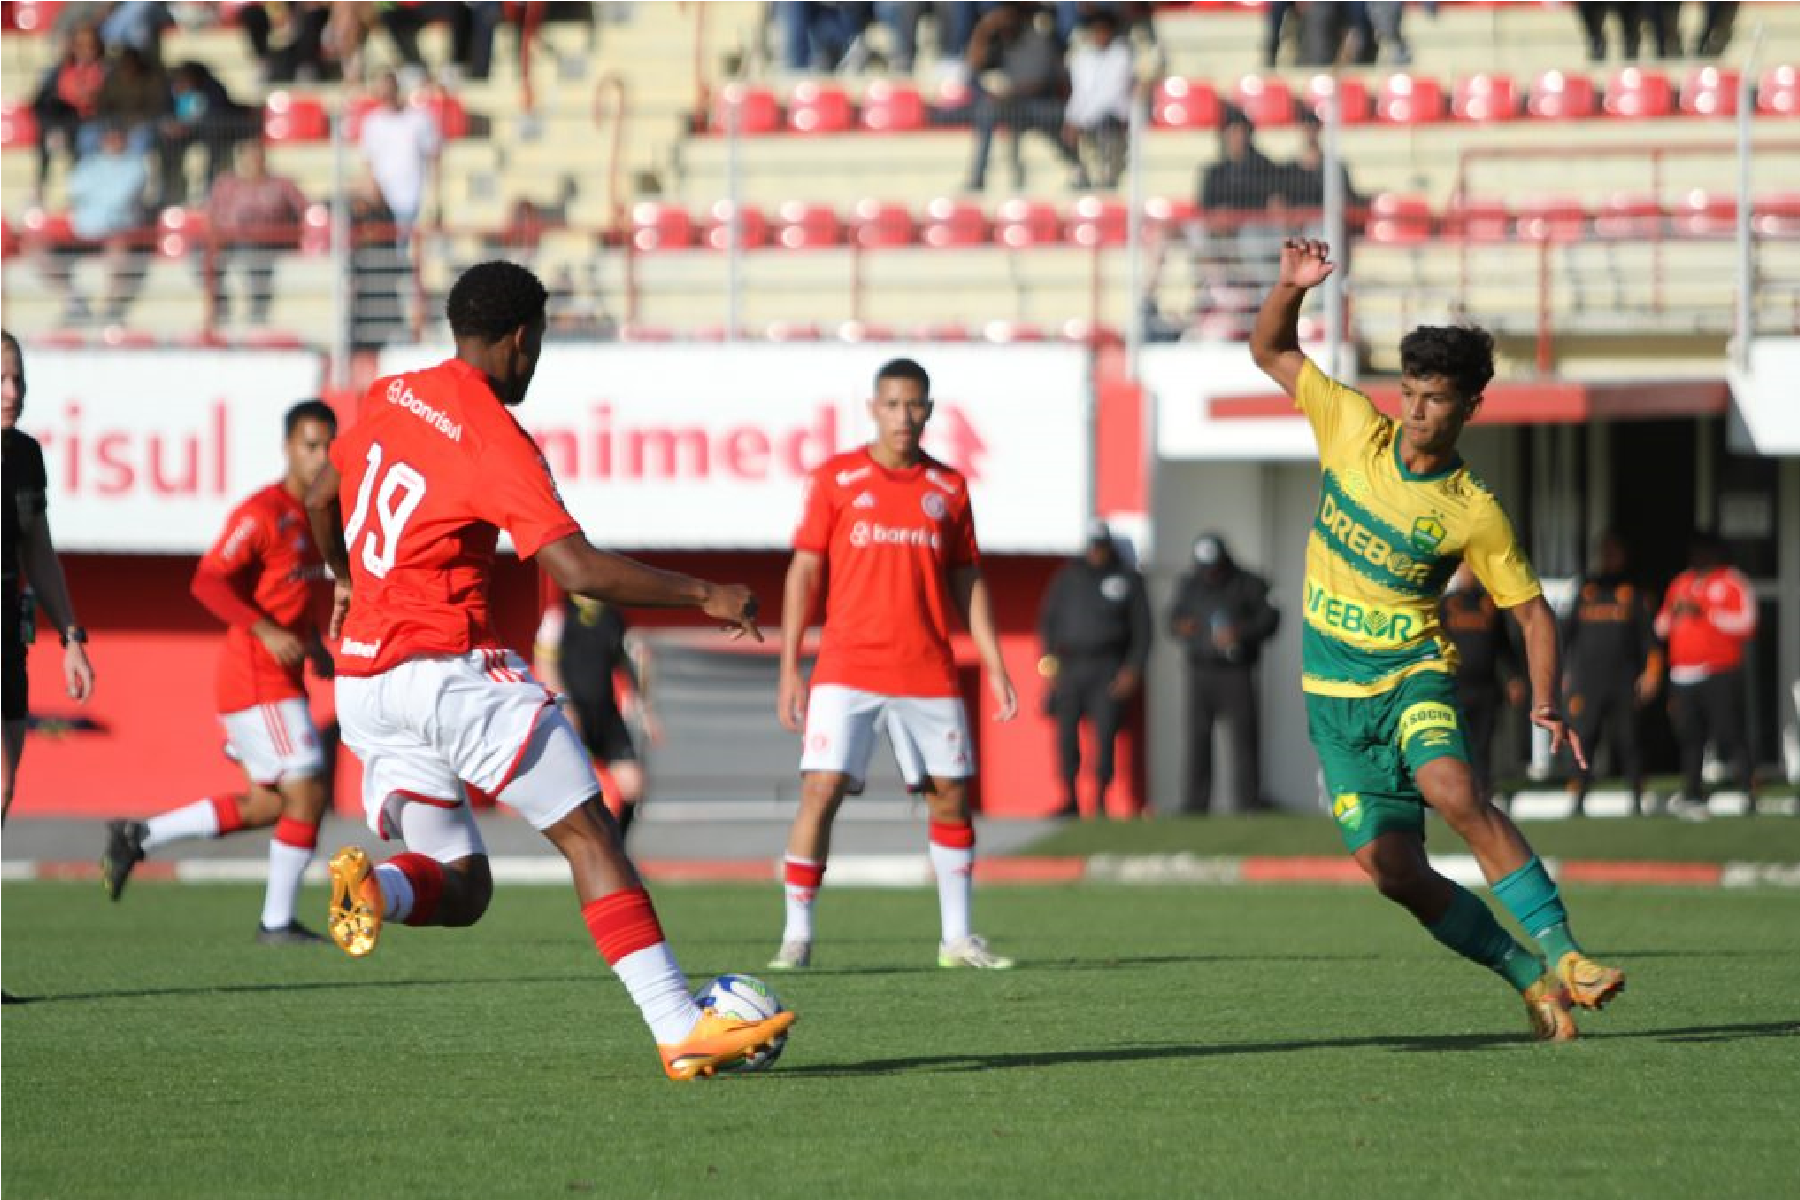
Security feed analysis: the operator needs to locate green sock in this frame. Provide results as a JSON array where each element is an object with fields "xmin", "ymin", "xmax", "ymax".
[
  {"xmin": 1492, "ymin": 856, "xmax": 1582, "ymax": 964},
  {"xmin": 1426, "ymin": 885, "xmax": 1543, "ymax": 992}
]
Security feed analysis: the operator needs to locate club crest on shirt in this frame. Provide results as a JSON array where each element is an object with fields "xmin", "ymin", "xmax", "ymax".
[
  {"xmin": 1410, "ymin": 516, "xmax": 1447, "ymax": 555},
  {"xmin": 921, "ymin": 492, "xmax": 948, "ymax": 521}
]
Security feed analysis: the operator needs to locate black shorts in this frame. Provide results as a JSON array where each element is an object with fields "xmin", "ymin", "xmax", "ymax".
[
  {"xmin": 4, "ymin": 637, "xmax": 26, "ymax": 723},
  {"xmin": 567, "ymin": 694, "xmax": 637, "ymax": 765}
]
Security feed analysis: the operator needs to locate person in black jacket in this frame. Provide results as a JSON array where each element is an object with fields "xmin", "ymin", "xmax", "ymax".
[
  {"xmin": 1038, "ymin": 520, "xmax": 1150, "ymax": 819},
  {"xmin": 1439, "ymin": 563, "xmax": 1526, "ymax": 808},
  {"xmin": 1169, "ymin": 533, "xmax": 1279, "ymax": 813},
  {"xmin": 1563, "ymin": 530, "xmax": 1661, "ymax": 816}
]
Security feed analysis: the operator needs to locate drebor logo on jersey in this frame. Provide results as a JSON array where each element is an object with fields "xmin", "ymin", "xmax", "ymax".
[{"xmin": 848, "ymin": 521, "xmax": 941, "ymax": 550}]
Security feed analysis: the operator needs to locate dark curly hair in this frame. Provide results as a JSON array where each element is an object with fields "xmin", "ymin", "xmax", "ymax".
[
  {"xmin": 1399, "ymin": 325, "xmax": 1495, "ymax": 407},
  {"xmin": 283, "ymin": 398, "xmax": 338, "ymax": 438},
  {"xmin": 446, "ymin": 260, "xmax": 548, "ymax": 342},
  {"xmin": 875, "ymin": 356, "xmax": 931, "ymax": 396}
]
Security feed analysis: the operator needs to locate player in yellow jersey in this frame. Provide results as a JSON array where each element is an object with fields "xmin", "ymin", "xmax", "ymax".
[{"xmin": 1251, "ymin": 239, "xmax": 1625, "ymax": 1041}]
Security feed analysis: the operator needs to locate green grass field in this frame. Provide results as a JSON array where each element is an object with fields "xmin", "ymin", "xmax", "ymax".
[{"xmin": 5, "ymin": 881, "xmax": 1798, "ymax": 1199}]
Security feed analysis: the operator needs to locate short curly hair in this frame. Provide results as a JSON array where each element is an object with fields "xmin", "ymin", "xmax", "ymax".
[
  {"xmin": 1399, "ymin": 325, "xmax": 1495, "ymax": 406},
  {"xmin": 446, "ymin": 260, "xmax": 548, "ymax": 342}
]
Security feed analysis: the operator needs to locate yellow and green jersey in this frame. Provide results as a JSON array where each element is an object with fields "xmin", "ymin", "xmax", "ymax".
[{"xmin": 1295, "ymin": 360, "xmax": 1540, "ymax": 699}]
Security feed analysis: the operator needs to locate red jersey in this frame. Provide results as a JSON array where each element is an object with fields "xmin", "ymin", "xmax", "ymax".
[
  {"xmin": 796, "ymin": 447, "xmax": 980, "ymax": 697},
  {"xmin": 191, "ymin": 482, "xmax": 328, "ymax": 713},
  {"xmin": 333, "ymin": 358, "xmax": 580, "ymax": 677},
  {"xmin": 1656, "ymin": 566, "xmax": 1756, "ymax": 681}
]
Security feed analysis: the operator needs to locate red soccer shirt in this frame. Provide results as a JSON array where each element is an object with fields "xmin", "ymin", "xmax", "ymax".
[
  {"xmin": 192, "ymin": 482, "xmax": 328, "ymax": 712},
  {"xmin": 796, "ymin": 447, "xmax": 980, "ymax": 698},
  {"xmin": 333, "ymin": 358, "xmax": 580, "ymax": 677},
  {"xmin": 1656, "ymin": 565, "xmax": 1756, "ymax": 680}
]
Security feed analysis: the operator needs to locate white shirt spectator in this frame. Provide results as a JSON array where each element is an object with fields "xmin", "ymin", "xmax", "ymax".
[
  {"xmin": 359, "ymin": 105, "xmax": 441, "ymax": 224},
  {"xmin": 1065, "ymin": 40, "xmax": 1135, "ymax": 129}
]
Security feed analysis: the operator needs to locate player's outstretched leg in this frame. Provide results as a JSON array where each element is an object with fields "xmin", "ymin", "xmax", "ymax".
[
  {"xmin": 101, "ymin": 790, "xmax": 277, "ymax": 901},
  {"xmin": 327, "ymin": 830, "xmax": 492, "ymax": 958},
  {"xmin": 925, "ymin": 782, "xmax": 1013, "ymax": 970}
]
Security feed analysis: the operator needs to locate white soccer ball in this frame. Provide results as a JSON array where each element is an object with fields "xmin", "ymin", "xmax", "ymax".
[{"xmin": 694, "ymin": 973, "xmax": 789, "ymax": 1072}]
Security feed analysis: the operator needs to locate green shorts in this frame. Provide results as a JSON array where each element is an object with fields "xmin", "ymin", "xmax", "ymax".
[{"xmin": 1304, "ymin": 669, "xmax": 1471, "ymax": 852}]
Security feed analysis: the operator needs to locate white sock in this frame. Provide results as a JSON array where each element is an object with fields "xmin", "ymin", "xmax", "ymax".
[
  {"xmin": 260, "ymin": 840, "xmax": 312, "ymax": 929},
  {"xmin": 929, "ymin": 840, "xmax": 975, "ymax": 944},
  {"xmin": 612, "ymin": 942, "xmax": 701, "ymax": 1044},
  {"xmin": 142, "ymin": 799, "xmax": 222, "ymax": 850},
  {"xmin": 373, "ymin": 863, "xmax": 414, "ymax": 921},
  {"xmin": 782, "ymin": 855, "xmax": 824, "ymax": 943}
]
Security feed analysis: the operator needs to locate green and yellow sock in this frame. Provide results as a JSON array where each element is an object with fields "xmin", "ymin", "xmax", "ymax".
[
  {"xmin": 1426, "ymin": 885, "xmax": 1543, "ymax": 992},
  {"xmin": 1492, "ymin": 856, "xmax": 1582, "ymax": 965}
]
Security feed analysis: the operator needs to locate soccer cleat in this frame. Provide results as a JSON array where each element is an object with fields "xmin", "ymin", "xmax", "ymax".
[
  {"xmin": 326, "ymin": 847, "xmax": 383, "ymax": 958},
  {"xmin": 766, "ymin": 940, "xmax": 812, "ymax": 970},
  {"xmin": 938, "ymin": 935, "xmax": 1015, "ymax": 970},
  {"xmin": 1522, "ymin": 976, "xmax": 1579, "ymax": 1042},
  {"xmin": 1556, "ymin": 951, "xmax": 1626, "ymax": 1010},
  {"xmin": 256, "ymin": 921, "xmax": 328, "ymax": 946},
  {"xmin": 100, "ymin": 820, "xmax": 148, "ymax": 902},
  {"xmin": 659, "ymin": 1009, "xmax": 798, "ymax": 1082}
]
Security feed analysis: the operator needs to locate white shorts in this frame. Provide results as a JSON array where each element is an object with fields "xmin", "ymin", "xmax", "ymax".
[
  {"xmin": 221, "ymin": 698, "xmax": 324, "ymax": 785},
  {"xmin": 336, "ymin": 649, "xmax": 601, "ymax": 859},
  {"xmin": 800, "ymin": 684, "xmax": 973, "ymax": 790}
]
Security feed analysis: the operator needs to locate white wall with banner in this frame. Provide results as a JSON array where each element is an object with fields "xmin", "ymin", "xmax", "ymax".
[
  {"xmin": 375, "ymin": 343, "xmax": 1093, "ymax": 553},
  {"xmin": 17, "ymin": 350, "xmax": 326, "ymax": 553},
  {"xmin": 1144, "ymin": 342, "xmax": 1328, "ymax": 463}
]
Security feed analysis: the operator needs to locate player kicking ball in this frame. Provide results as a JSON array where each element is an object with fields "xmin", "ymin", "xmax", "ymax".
[
  {"xmin": 1250, "ymin": 239, "xmax": 1624, "ymax": 1040},
  {"xmin": 306, "ymin": 261, "xmax": 792, "ymax": 1080},
  {"xmin": 770, "ymin": 358, "xmax": 1018, "ymax": 972},
  {"xmin": 101, "ymin": 401, "xmax": 339, "ymax": 945}
]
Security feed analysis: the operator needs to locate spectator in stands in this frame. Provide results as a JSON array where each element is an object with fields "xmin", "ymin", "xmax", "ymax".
[
  {"xmin": 357, "ymin": 71, "xmax": 442, "ymax": 241},
  {"xmin": 240, "ymin": 2, "xmax": 335, "ymax": 84},
  {"xmin": 158, "ymin": 61, "xmax": 262, "ymax": 205},
  {"xmin": 1345, "ymin": 2, "xmax": 1412, "ymax": 66},
  {"xmin": 37, "ymin": 123, "xmax": 150, "ymax": 323},
  {"xmin": 779, "ymin": 1, "xmax": 875, "ymax": 72},
  {"xmin": 207, "ymin": 141, "xmax": 311, "ymax": 326},
  {"xmin": 381, "ymin": 2, "xmax": 505, "ymax": 82},
  {"xmin": 1265, "ymin": 2, "xmax": 1355, "ymax": 68},
  {"xmin": 1276, "ymin": 113, "xmax": 1365, "ymax": 235},
  {"xmin": 1062, "ymin": 9, "xmax": 1136, "ymax": 189},
  {"xmin": 83, "ymin": 45, "xmax": 170, "ymax": 159},
  {"xmin": 1576, "ymin": 1, "xmax": 1679, "ymax": 61},
  {"xmin": 1693, "ymin": 1, "xmax": 1737, "ymax": 56},
  {"xmin": 28, "ymin": 23, "xmax": 108, "ymax": 198},
  {"xmin": 1656, "ymin": 530, "xmax": 1758, "ymax": 818},
  {"xmin": 1199, "ymin": 112, "xmax": 1278, "ymax": 222},
  {"xmin": 98, "ymin": 1, "xmax": 173, "ymax": 59},
  {"xmin": 965, "ymin": 3, "xmax": 1090, "ymax": 192}
]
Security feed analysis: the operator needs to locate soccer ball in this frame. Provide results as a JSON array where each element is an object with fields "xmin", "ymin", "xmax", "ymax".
[{"xmin": 693, "ymin": 973, "xmax": 789, "ymax": 1072}]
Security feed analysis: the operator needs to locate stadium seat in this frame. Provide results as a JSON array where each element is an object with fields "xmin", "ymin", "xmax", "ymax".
[
  {"xmin": 1302, "ymin": 74, "xmax": 1371, "ymax": 124},
  {"xmin": 156, "ymin": 207, "xmax": 210, "ymax": 258},
  {"xmin": 713, "ymin": 83, "xmax": 780, "ymax": 135},
  {"xmin": 340, "ymin": 94, "xmax": 381, "ymax": 139},
  {"xmin": 775, "ymin": 201, "xmax": 842, "ymax": 248},
  {"xmin": 1366, "ymin": 193, "xmax": 1432, "ymax": 245},
  {"xmin": 1757, "ymin": 65, "xmax": 1799, "ymax": 116},
  {"xmin": 33, "ymin": 329, "xmax": 88, "ymax": 349},
  {"xmin": 6, "ymin": 1, "xmax": 64, "ymax": 33},
  {"xmin": 1059, "ymin": 318, "xmax": 1122, "ymax": 347},
  {"xmin": 1515, "ymin": 196, "xmax": 1587, "ymax": 242},
  {"xmin": 1153, "ymin": 78, "xmax": 1223, "ymax": 129},
  {"xmin": 1376, "ymin": 74, "xmax": 1445, "ymax": 124},
  {"xmin": 834, "ymin": 320, "xmax": 895, "ymax": 342},
  {"xmin": 1593, "ymin": 193, "xmax": 1664, "ymax": 238},
  {"xmin": 764, "ymin": 321, "xmax": 822, "ymax": 341},
  {"xmin": 299, "ymin": 203, "xmax": 332, "ymax": 254},
  {"xmin": 1753, "ymin": 193, "xmax": 1800, "ymax": 236},
  {"xmin": 1674, "ymin": 190, "xmax": 1736, "ymax": 236},
  {"xmin": 263, "ymin": 92, "xmax": 329, "ymax": 142},
  {"xmin": 1145, "ymin": 196, "xmax": 1198, "ymax": 230},
  {"xmin": 994, "ymin": 198, "xmax": 1061, "ymax": 248},
  {"xmin": 1603, "ymin": 68, "xmax": 1674, "ymax": 118},
  {"xmin": 1233, "ymin": 75, "xmax": 1294, "ymax": 127},
  {"xmin": 236, "ymin": 329, "xmax": 304, "ymax": 349},
  {"xmin": 921, "ymin": 197, "xmax": 988, "ymax": 248},
  {"xmin": 918, "ymin": 321, "xmax": 972, "ymax": 341},
  {"xmin": 1680, "ymin": 67, "xmax": 1740, "ymax": 117},
  {"xmin": 99, "ymin": 327, "xmax": 158, "ymax": 348},
  {"xmin": 1453, "ymin": 74, "xmax": 1517, "ymax": 123},
  {"xmin": 982, "ymin": 320, "xmax": 1044, "ymax": 343},
  {"xmin": 788, "ymin": 81, "xmax": 852, "ymax": 135},
  {"xmin": 1068, "ymin": 196, "xmax": 1128, "ymax": 247},
  {"xmin": 411, "ymin": 88, "xmax": 470, "ymax": 139},
  {"xmin": 631, "ymin": 202, "xmax": 695, "ymax": 251},
  {"xmin": 21, "ymin": 207, "xmax": 75, "ymax": 247},
  {"xmin": 0, "ymin": 216, "xmax": 15, "ymax": 260},
  {"xmin": 1, "ymin": 101, "xmax": 37, "ymax": 150},
  {"xmin": 617, "ymin": 324, "xmax": 674, "ymax": 342},
  {"xmin": 851, "ymin": 199, "xmax": 916, "ymax": 248},
  {"xmin": 859, "ymin": 80, "xmax": 925, "ymax": 132},
  {"xmin": 1445, "ymin": 196, "xmax": 1511, "ymax": 242},
  {"xmin": 703, "ymin": 200, "xmax": 770, "ymax": 250},
  {"xmin": 1528, "ymin": 71, "xmax": 1597, "ymax": 119}
]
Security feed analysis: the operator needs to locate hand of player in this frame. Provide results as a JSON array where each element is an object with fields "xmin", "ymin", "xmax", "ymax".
[
  {"xmin": 1109, "ymin": 666, "xmax": 1142, "ymax": 699},
  {"xmin": 255, "ymin": 621, "xmax": 306, "ymax": 667},
  {"xmin": 1278, "ymin": 238, "xmax": 1335, "ymax": 289},
  {"xmin": 777, "ymin": 670, "xmax": 808, "ymax": 734},
  {"xmin": 1634, "ymin": 672, "xmax": 1657, "ymax": 706},
  {"xmin": 327, "ymin": 579, "xmax": 353, "ymax": 641},
  {"xmin": 63, "ymin": 641, "xmax": 95, "ymax": 702},
  {"xmin": 1505, "ymin": 678, "xmax": 1528, "ymax": 708},
  {"xmin": 308, "ymin": 640, "xmax": 336, "ymax": 681},
  {"xmin": 1531, "ymin": 703, "xmax": 1587, "ymax": 772},
  {"xmin": 990, "ymin": 672, "xmax": 1019, "ymax": 722},
  {"xmin": 702, "ymin": 583, "xmax": 763, "ymax": 643},
  {"xmin": 641, "ymin": 707, "xmax": 664, "ymax": 746}
]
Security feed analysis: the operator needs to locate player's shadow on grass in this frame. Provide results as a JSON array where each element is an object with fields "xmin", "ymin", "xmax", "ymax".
[
  {"xmin": 1, "ymin": 974, "xmax": 603, "ymax": 1005},
  {"xmin": 781, "ymin": 1020, "xmax": 1800, "ymax": 1076}
]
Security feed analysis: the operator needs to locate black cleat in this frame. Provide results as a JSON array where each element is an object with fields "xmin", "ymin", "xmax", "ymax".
[
  {"xmin": 100, "ymin": 820, "xmax": 148, "ymax": 901},
  {"xmin": 256, "ymin": 921, "xmax": 328, "ymax": 946}
]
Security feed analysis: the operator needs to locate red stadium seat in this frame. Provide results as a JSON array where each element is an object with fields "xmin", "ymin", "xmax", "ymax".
[
  {"xmin": 1145, "ymin": 196, "xmax": 1198, "ymax": 230},
  {"xmin": 851, "ymin": 199, "xmax": 916, "ymax": 248},
  {"xmin": 1067, "ymin": 196, "xmax": 1128, "ymax": 247},
  {"xmin": 713, "ymin": 83, "xmax": 780, "ymax": 134},
  {"xmin": 1153, "ymin": 78, "xmax": 1223, "ymax": 128},
  {"xmin": 1376, "ymin": 74, "xmax": 1444, "ymax": 124},
  {"xmin": 834, "ymin": 320, "xmax": 895, "ymax": 342},
  {"xmin": 1366, "ymin": 194, "xmax": 1432, "ymax": 245},
  {"xmin": 1604, "ymin": 68, "xmax": 1674, "ymax": 118},
  {"xmin": 1680, "ymin": 67, "xmax": 1739, "ymax": 117},
  {"xmin": 994, "ymin": 198, "xmax": 1061, "ymax": 248},
  {"xmin": 263, "ymin": 92, "xmax": 329, "ymax": 142},
  {"xmin": 934, "ymin": 74, "xmax": 974, "ymax": 111},
  {"xmin": 0, "ymin": 216, "xmax": 16, "ymax": 260},
  {"xmin": 921, "ymin": 197, "xmax": 988, "ymax": 248},
  {"xmin": 1233, "ymin": 75, "xmax": 1294, "ymax": 127},
  {"xmin": 411, "ymin": 88, "xmax": 470, "ymax": 139},
  {"xmin": 982, "ymin": 320, "xmax": 1044, "ymax": 343},
  {"xmin": 34, "ymin": 329, "xmax": 89, "ymax": 349},
  {"xmin": 859, "ymin": 80, "xmax": 925, "ymax": 132},
  {"xmin": 1528, "ymin": 71, "xmax": 1597, "ymax": 119},
  {"xmin": 1515, "ymin": 196, "xmax": 1587, "ymax": 242},
  {"xmin": 1059, "ymin": 318, "xmax": 1122, "ymax": 347},
  {"xmin": 775, "ymin": 201, "xmax": 842, "ymax": 248},
  {"xmin": 1302, "ymin": 74, "xmax": 1370, "ymax": 124},
  {"xmin": 631, "ymin": 202, "xmax": 695, "ymax": 251},
  {"xmin": 1674, "ymin": 190, "xmax": 1736, "ymax": 236},
  {"xmin": 7, "ymin": 2, "xmax": 65, "ymax": 33},
  {"xmin": 1, "ymin": 101, "xmax": 37, "ymax": 150},
  {"xmin": 21, "ymin": 207, "xmax": 75, "ymax": 247},
  {"xmin": 1445, "ymin": 196, "xmax": 1511, "ymax": 242},
  {"xmin": 156, "ymin": 206, "xmax": 210, "ymax": 258},
  {"xmin": 99, "ymin": 327, "xmax": 158, "ymax": 348},
  {"xmin": 1753, "ymin": 193, "xmax": 1800, "ymax": 236},
  {"xmin": 617, "ymin": 324, "xmax": 675, "ymax": 342},
  {"xmin": 703, "ymin": 200, "xmax": 769, "ymax": 250},
  {"xmin": 339, "ymin": 94, "xmax": 381, "ymax": 139},
  {"xmin": 918, "ymin": 321, "xmax": 972, "ymax": 341},
  {"xmin": 1757, "ymin": 65, "xmax": 1799, "ymax": 116},
  {"xmin": 1593, "ymin": 193, "xmax": 1664, "ymax": 238},
  {"xmin": 787, "ymin": 81, "xmax": 852, "ymax": 134},
  {"xmin": 1453, "ymin": 74, "xmax": 1517, "ymax": 123},
  {"xmin": 299, "ymin": 203, "xmax": 331, "ymax": 254},
  {"xmin": 764, "ymin": 321, "xmax": 822, "ymax": 342},
  {"xmin": 237, "ymin": 329, "xmax": 304, "ymax": 349}
]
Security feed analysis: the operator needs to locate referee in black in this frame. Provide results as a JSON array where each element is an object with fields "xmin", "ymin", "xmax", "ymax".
[{"xmin": 1037, "ymin": 521, "xmax": 1150, "ymax": 819}]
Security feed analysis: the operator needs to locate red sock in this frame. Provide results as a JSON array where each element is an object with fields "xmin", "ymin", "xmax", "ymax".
[
  {"xmin": 387, "ymin": 852, "xmax": 446, "ymax": 926},
  {"xmin": 784, "ymin": 857, "xmax": 825, "ymax": 892},
  {"xmin": 272, "ymin": 815, "xmax": 319, "ymax": 850},
  {"xmin": 582, "ymin": 887, "xmax": 666, "ymax": 965},
  {"xmin": 210, "ymin": 794, "xmax": 247, "ymax": 836},
  {"xmin": 928, "ymin": 819, "xmax": 975, "ymax": 850}
]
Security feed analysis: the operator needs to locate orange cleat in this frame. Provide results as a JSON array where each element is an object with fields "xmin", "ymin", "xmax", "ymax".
[
  {"xmin": 1522, "ymin": 976, "xmax": 1579, "ymax": 1042},
  {"xmin": 658, "ymin": 1009, "xmax": 797, "ymax": 1081},
  {"xmin": 327, "ymin": 846, "xmax": 384, "ymax": 958},
  {"xmin": 1556, "ymin": 951, "xmax": 1626, "ymax": 1010}
]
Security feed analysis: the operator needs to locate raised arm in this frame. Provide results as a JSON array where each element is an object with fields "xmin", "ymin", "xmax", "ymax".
[
  {"xmin": 1249, "ymin": 237, "xmax": 1335, "ymax": 398},
  {"xmin": 533, "ymin": 534, "xmax": 760, "ymax": 640},
  {"xmin": 952, "ymin": 564, "xmax": 1018, "ymax": 722}
]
